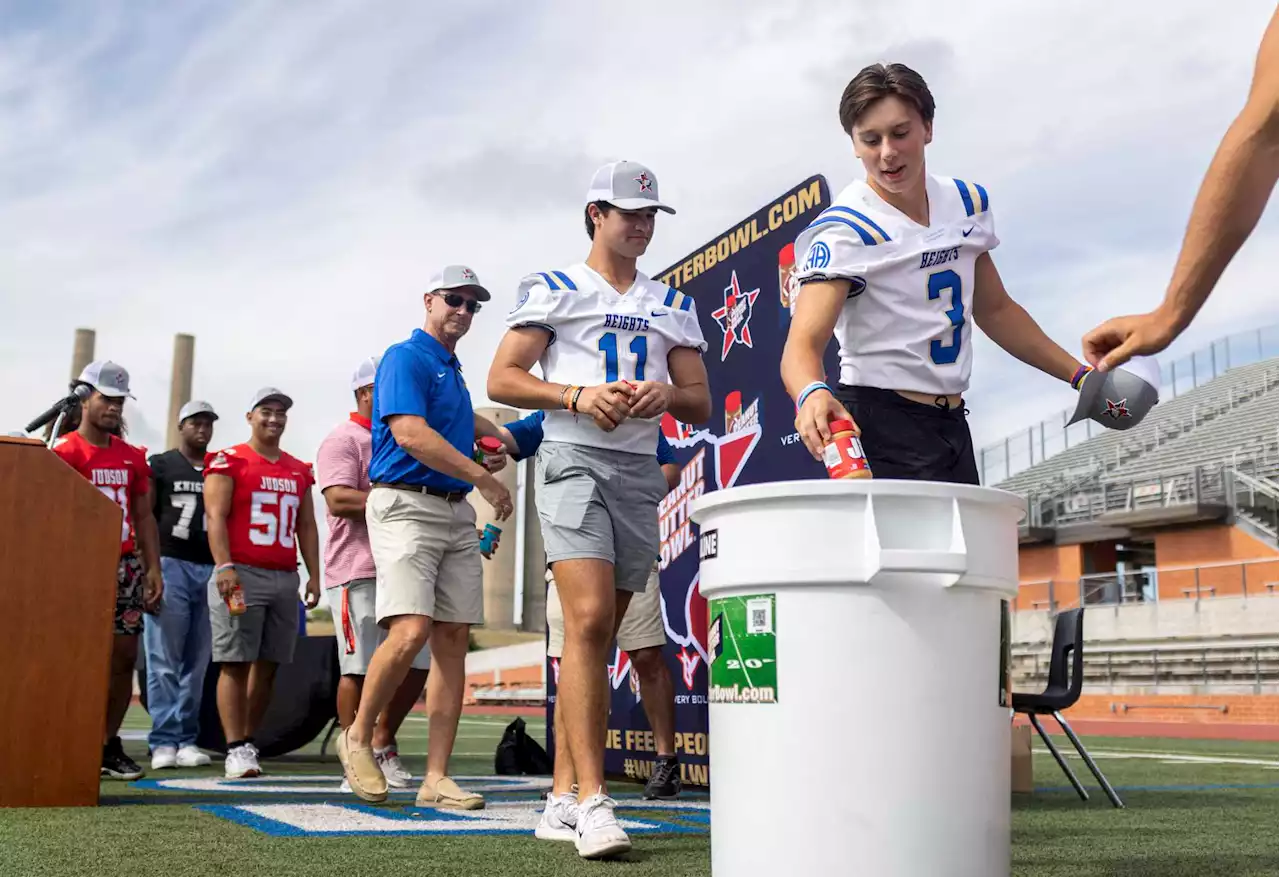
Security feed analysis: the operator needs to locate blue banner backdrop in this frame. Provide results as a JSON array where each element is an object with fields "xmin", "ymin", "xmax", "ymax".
[{"xmin": 544, "ymin": 174, "xmax": 839, "ymax": 790}]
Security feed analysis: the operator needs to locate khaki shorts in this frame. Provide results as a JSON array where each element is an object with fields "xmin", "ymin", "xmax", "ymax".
[
  {"xmin": 366, "ymin": 487, "xmax": 484, "ymax": 626},
  {"xmin": 329, "ymin": 578, "xmax": 431, "ymax": 675},
  {"xmin": 546, "ymin": 563, "xmax": 666, "ymax": 658}
]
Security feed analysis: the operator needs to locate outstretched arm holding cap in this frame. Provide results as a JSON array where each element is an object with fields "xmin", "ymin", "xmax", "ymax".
[{"xmin": 1083, "ymin": 8, "xmax": 1278, "ymax": 372}]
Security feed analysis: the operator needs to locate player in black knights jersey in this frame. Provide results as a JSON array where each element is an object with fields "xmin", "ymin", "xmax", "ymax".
[{"xmin": 144, "ymin": 401, "xmax": 220, "ymax": 771}]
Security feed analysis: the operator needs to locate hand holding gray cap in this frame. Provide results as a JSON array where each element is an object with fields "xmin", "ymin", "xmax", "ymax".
[{"xmin": 1067, "ymin": 356, "xmax": 1160, "ymax": 431}]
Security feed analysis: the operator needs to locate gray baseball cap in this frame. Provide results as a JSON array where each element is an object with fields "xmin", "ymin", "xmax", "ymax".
[
  {"xmin": 178, "ymin": 400, "xmax": 218, "ymax": 423},
  {"xmin": 77, "ymin": 360, "xmax": 135, "ymax": 399},
  {"xmin": 1067, "ymin": 356, "xmax": 1160, "ymax": 431},
  {"xmin": 426, "ymin": 265, "xmax": 490, "ymax": 302},
  {"xmin": 586, "ymin": 160, "xmax": 675, "ymax": 214},
  {"xmin": 249, "ymin": 387, "xmax": 293, "ymax": 412}
]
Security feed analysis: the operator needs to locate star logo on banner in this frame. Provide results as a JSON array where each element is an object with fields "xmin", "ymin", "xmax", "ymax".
[
  {"xmin": 710, "ymin": 270, "xmax": 760, "ymax": 361},
  {"xmin": 634, "ymin": 172, "xmax": 653, "ymax": 192},
  {"xmin": 1105, "ymin": 398, "xmax": 1131, "ymax": 419}
]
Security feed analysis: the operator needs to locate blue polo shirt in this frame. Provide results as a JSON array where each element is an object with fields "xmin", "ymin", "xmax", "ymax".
[
  {"xmin": 506, "ymin": 409, "xmax": 676, "ymax": 465},
  {"xmin": 369, "ymin": 329, "xmax": 475, "ymax": 492}
]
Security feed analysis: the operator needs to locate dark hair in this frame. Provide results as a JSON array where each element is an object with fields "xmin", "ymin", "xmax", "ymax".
[
  {"xmin": 584, "ymin": 200, "xmax": 613, "ymax": 240},
  {"xmin": 838, "ymin": 63, "xmax": 935, "ymax": 134}
]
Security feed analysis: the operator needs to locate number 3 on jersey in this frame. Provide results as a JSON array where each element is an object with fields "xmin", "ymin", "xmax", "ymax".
[
  {"xmin": 927, "ymin": 269, "xmax": 964, "ymax": 365},
  {"xmin": 249, "ymin": 491, "xmax": 300, "ymax": 548},
  {"xmin": 598, "ymin": 333, "xmax": 648, "ymax": 382}
]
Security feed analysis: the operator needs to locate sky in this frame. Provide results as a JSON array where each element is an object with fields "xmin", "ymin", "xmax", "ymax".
[{"xmin": 3, "ymin": 0, "xmax": 1277, "ymax": 465}]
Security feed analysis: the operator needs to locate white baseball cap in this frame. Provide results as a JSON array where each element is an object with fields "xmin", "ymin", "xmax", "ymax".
[
  {"xmin": 351, "ymin": 356, "xmax": 380, "ymax": 391},
  {"xmin": 586, "ymin": 160, "xmax": 675, "ymax": 214},
  {"xmin": 426, "ymin": 264, "xmax": 490, "ymax": 302},
  {"xmin": 178, "ymin": 400, "xmax": 218, "ymax": 423},
  {"xmin": 249, "ymin": 387, "xmax": 293, "ymax": 412},
  {"xmin": 77, "ymin": 360, "xmax": 135, "ymax": 399}
]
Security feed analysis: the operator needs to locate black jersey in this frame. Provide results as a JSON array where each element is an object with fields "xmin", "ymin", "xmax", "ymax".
[{"xmin": 149, "ymin": 449, "xmax": 213, "ymax": 564}]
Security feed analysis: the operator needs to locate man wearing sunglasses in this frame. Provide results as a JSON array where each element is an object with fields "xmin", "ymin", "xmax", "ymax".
[{"xmin": 338, "ymin": 265, "xmax": 514, "ymax": 812}]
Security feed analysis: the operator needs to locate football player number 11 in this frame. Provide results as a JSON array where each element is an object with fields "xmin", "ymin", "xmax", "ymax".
[
  {"xmin": 249, "ymin": 491, "xmax": 300, "ymax": 549},
  {"xmin": 598, "ymin": 332, "xmax": 648, "ymax": 383}
]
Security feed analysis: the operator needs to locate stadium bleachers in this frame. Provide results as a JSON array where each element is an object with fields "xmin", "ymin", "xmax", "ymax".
[{"xmin": 998, "ymin": 359, "xmax": 1279, "ymax": 501}]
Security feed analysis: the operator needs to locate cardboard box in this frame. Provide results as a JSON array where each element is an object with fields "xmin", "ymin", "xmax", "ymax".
[{"xmin": 1011, "ymin": 723, "xmax": 1033, "ymax": 794}]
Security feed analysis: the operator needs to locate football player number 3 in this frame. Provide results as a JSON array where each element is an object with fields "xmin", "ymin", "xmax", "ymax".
[
  {"xmin": 598, "ymin": 333, "xmax": 648, "ymax": 382},
  {"xmin": 249, "ymin": 491, "xmax": 300, "ymax": 549},
  {"xmin": 927, "ymin": 269, "xmax": 964, "ymax": 365}
]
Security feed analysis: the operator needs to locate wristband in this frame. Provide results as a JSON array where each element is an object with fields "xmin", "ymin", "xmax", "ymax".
[
  {"xmin": 216, "ymin": 563, "xmax": 236, "ymax": 574},
  {"xmin": 571, "ymin": 386, "xmax": 585, "ymax": 413},
  {"xmin": 559, "ymin": 385, "xmax": 574, "ymax": 410},
  {"xmin": 1070, "ymin": 365, "xmax": 1092, "ymax": 390},
  {"xmin": 796, "ymin": 381, "xmax": 832, "ymax": 411}
]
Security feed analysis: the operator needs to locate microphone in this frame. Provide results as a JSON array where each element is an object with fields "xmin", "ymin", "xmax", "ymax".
[{"xmin": 26, "ymin": 384, "xmax": 93, "ymax": 434}]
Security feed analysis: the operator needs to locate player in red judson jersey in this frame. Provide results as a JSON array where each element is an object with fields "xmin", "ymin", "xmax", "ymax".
[
  {"xmin": 52, "ymin": 361, "xmax": 163, "ymax": 781},
  {"xmin": 203, "ymin": 387, "xmax": 320, "ymax": 778}
]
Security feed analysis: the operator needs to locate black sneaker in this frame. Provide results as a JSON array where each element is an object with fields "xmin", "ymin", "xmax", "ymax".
[
  {"xmin": 101, "ymin": 737, "xmax": 145, "ymax": 780},
  {"xmin": 643, "ymin": 756, "xmax": 681, "ymax": 800}
]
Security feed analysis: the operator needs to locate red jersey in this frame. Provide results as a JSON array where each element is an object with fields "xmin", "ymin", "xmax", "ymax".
[
  {"xmin": 205, "ymin": 443, "xmax": 314, "ymax": 571},
  {"xmin": 53, "ymin": 432, "xmax": 152, "ymax": 557}
]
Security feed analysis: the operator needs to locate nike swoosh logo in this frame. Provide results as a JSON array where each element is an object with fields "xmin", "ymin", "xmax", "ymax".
[
  {"xmin": 437, "ymin": 372, "xmax": 447, "ymax": 378},
  {"xmin": 962, "ymin": 226, "xmax": 975, "ymax": 237},
  {"xmin": 650, "ymin": 310, "xmax": 669, "ymax": 317}
]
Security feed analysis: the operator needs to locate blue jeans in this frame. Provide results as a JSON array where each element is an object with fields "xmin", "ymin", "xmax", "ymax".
[{"xmin": 144, "ymin": 556, "xmax": 213, "ymax": 749}]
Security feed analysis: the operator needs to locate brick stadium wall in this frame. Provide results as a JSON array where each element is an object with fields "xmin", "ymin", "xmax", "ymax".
[
  {"xmin": 1153, "ymin": 523, "xmax": 1278, "ymax": 599},
  {"xmin": 1015, "ymin": 523, "xmax": 1279, "ymax": 609},
  {"xmin": 1060, "ymin": 693, "xmax": 1278, "ymax": 725}
]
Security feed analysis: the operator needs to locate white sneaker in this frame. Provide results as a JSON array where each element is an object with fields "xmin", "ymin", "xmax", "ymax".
[
  {"xmin": 575, "ymin": 792, "xmax": 631, "ymax": 859},
  {"xmin": 243, "ymin": 743, "xmax": 263, "ymax": 776},
  {"xmin": 176, "ymin": 745, "xmax": 211, "ymax": 768},
  {"xmin": 535, "ymin": 792, "xmax": 579, "ymax": 842},
  {"xmin": 150, "ymin": 745, "xmax": 178, "ymax": 770},
  {"xmin": 224, "ymin": 744, "xmax": 261, "ymax": 779},
  {"xmin": 338, "ymin": 776, "xmax": 352, "ymax": 793},
  {"xmin": 375, "ymin": 747, "xmax": 412, "ymax": 789}
]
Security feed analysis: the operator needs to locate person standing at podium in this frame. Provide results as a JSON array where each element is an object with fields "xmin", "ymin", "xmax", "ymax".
[
  {"xmin": 52, "ymin": 361, "xmax": 164, "ymax": 781},
  {"xmin": 144, "ymin": 400, "xmax": 220, "ymax": 771},
  {"xmin": 782, "ymin": 62, "xmax": 1092, "ymax": 484},
  {"xmin": 203, "ymin": 388, "xmax": 321, "ymax": 779}
]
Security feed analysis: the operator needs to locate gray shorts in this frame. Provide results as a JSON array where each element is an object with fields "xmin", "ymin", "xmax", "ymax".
[
  {"xmin": 209, "ymin": 565, "xmax": 300, "ymax": 664},
  {"xmin": 534, "ymin": 441, "xmax": 667, "ymax": 594}
]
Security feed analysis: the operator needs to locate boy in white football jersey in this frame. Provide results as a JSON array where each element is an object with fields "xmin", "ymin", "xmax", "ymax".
[
  {"xmin": 487, "ymin": 160, "xmax": 711, "ymax": 859},
  {"xmin": 781, "ymin": 62, "xmax": 1094, "ymax": 482}
]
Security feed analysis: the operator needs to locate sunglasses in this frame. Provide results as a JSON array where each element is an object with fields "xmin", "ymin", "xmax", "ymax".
[{"xmin": 437, "ymin": 292, "xmax": 482, "ymax": 314}]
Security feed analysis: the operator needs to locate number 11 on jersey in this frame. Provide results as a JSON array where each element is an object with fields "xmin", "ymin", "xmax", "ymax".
[{"xmin": 598, "ymin": 333, "xmax": 648, "ymax": 382}]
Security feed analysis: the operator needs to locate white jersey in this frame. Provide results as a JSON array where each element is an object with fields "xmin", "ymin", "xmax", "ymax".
[
  {"xmin": 791, "ymin": 173, "xmax": 999, "ymax": 395},
  {"xmin": 505, "ymin": 262, "xmax": 708, "ymax": 455}
]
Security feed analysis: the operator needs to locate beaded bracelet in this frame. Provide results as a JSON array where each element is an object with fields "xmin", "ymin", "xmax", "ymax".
[
  {"xmin": 796, "ymin": 381, "xmax": 833, "ymax": 411},
  {"xmin": 558, "ymin": 385, "xmax": 575, "ymax": 410}
]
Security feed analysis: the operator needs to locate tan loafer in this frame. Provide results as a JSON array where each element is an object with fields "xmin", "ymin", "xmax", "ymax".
[
  {"xmin": 336, "ymin": 728, "xmax": 388, "ymax": 803},
  {"xmin": 416, "ymin": 776, "xmax": 485, "ymax": 810}
]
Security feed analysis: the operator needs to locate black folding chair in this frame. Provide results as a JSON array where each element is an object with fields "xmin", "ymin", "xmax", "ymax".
[{"xmin": 1012, "ymin": 608, "xmax": 1124, "ymax": 808}]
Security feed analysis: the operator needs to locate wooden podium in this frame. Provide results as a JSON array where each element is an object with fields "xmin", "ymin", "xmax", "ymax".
[{"xmin": 0, "ymin": 436, "xmax": 123, "ymax": 807}]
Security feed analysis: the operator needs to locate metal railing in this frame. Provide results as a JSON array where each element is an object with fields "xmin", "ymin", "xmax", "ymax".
[
  {"xmin": 1012, "ymin": 639, "xmax": 1280, "ymax": 695},
  {"xmin": 980, "ymin": 326, "xmax": 1280, "ymax": 485},
  {"xmin": 1015, "ymin": 558, "xmax": 1280, "ymax": 612}
]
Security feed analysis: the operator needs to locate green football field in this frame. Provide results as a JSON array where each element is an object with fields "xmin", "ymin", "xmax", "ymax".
[{"xmin": 0, "ymin": 707, "xmax": 1275, "ymax": 877}]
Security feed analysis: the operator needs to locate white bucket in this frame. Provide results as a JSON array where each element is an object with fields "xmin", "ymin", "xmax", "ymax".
[{"xmin": 689, "ymin": 479, "xmax": 1024, "ymax": 877}]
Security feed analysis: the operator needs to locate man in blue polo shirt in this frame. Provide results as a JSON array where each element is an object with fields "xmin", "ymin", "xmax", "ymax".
[{"xmin": 337, "ymin": 264, "xmax": 514, "ymax": 809}]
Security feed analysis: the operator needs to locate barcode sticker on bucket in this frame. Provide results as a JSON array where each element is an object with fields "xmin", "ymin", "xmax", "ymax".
[
  {"xmin": 707, "ymin": 593, "xmax": 777, "ymax": 705},
  {"xmin": 746, "ymin": 598, "xmax": 772, "ymax": 634}
]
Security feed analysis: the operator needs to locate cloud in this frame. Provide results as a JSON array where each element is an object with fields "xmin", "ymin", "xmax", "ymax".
[{"xmin": 0, "ymin": 0, "xmax": 1275, "ymax": 507}]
